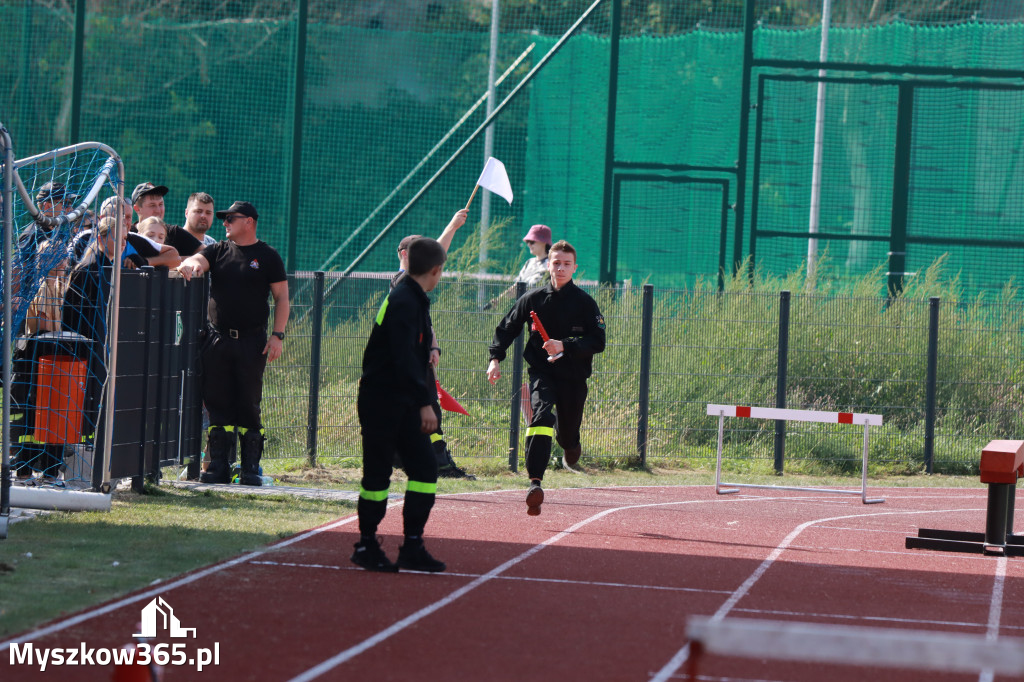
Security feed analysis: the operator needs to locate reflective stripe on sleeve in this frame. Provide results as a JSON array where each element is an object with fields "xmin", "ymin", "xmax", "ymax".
[{"xmin": 375, "ymin": 295, "xmax": 390, "ymax": 325}]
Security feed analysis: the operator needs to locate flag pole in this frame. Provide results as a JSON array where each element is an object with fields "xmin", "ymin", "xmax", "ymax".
[{"xmin": 465, "ymin": 184, "xmax": 480, "ymax": 211}]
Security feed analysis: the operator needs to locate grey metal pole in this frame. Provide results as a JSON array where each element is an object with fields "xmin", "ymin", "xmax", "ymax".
[
  {"xmin": 1, "ymin": 123, "xmax": 14, "ymax": 536},
  {"xmin": 480, "ymin": 0, "xmax": 500, "ymax": 271},
  {"xmin": 306, "ymin": 271, "xmax": 325, "ymax": 467},
  {"xmin": 774, "ymin": 290, "xmax": 791, "ymax": 474},
  {"xmin": 97, "ymin": 162, "xmax": 125, "ymax": 492},
  {"xmin": 286, "ymin": 0, "xmax": 308, "ymax": 273},
  {"xmin": 69, "ymin": 0, "xmax": 87, "ymax": 144},
  {"xmin": 735, "ymin": 0, "xmax": 756, "ymax": 273},
  {"xmin": 636, "ymin": 284, "xmax": 654, "ymax": 465},
  {"xmin": 508, "ymin": 281, "xmax": 527, "ymax": 471},
  {"xmin": 924, "ymin": 297, "xmax": 939, "ymax": 474},
  {"xmin": 599, "ymin": 0, "xmax": 622, "ymax": 284},
  {"xmin": 806, "ymin": 0, "xmax": 832, "ymax": 286}
]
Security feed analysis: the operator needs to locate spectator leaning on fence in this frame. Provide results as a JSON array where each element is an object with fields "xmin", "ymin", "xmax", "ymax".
[
  {"xmin": 138, "ymin": 216, "xmax": 167, "ymax": 245},
  {"xmin": 175, "ymin": 200, "xmax": 289, "ymax": 487},
  {"xmin": 131, "ymin": 181, "xmax": 200, "ymax": 259},
  {"xmin": 17, "ymin": 182, "xmax": 77, "ymax": 297},
  {"xmin": 10, "ymin": 239, "xmax": 71, "ymax": 483},
  {"xmin": 25, "ymin": 239, "xmax": 67, "ymax": 335},
  {"xmin": 486, "ymin": 240, "xmax": 606, "ymax": 516}
]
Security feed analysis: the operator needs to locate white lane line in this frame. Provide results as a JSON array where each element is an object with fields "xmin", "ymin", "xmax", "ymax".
[
  {"xmin": 0, "ymin": 513, "xmax": 365, "ymax": 652},
  {"xmin": 977, "ymin": 555, "xmax": 1008, "ymax": 682},
  {"xmin": 648, "ymin": 506, "xmax": 989, "ymax": 682},
  {"xmin": 286, "ymin": 495, "xmax": 775, "ymax": 682},
  {"xmin": 249, "ymin": 559, "xmax": 734, "ymax": 595}
]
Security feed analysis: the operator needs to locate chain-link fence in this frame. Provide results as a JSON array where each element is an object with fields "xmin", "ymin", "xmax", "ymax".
[
  {"xmin": 257, "ymin": 276, "xmax": 1024, "ymax": 476},
  {"xmin": 5, "ymin": 1, "xmax": 1024, "ymax": 298}
]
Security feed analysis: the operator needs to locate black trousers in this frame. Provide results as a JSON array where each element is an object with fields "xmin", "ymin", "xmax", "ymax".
[
  {"xmin": 358, "ymin": 390, "xmax": 438, "ymax": 539},
  {"xmin": 525, "ymin": 372, "xmax": 588, "ymax": 480},
  {"xmin": 200, "ymin": 329, "xmax": 268, "ymax": 431}
]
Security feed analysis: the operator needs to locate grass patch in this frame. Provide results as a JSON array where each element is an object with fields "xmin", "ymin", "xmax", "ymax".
[{"xmin": 0, "ymin": 486, "xmax": 349, "ymax": 638}]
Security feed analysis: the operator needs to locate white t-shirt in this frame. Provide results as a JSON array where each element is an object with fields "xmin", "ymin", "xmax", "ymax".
[{"xmin": 515, "ymin": 256, "xmax": 548, "ymax": 286}]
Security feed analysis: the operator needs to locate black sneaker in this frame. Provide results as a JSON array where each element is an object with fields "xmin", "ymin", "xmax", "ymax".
[
  {"xmin": 526, "ymin": 481, "xmax": 544, "ymax": 516},
  {"xmin": 438, "ymin": 463, "xmax": 477, "ymax": 480},
  {"xmin": 397, "ymin": 543, "xmax": 446, "ymax": 573},
  {"xmin": 563, "ymin": 445, "xmax": 582, "ymax": 468},
  {"xmin": 351, "ymin": 539, "xmax": 399, "ymax": 573}
]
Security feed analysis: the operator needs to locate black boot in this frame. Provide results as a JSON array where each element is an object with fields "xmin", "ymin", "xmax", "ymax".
[
  {"xmin": 238, "ymin": 429, "xmax": 265, "ymax": 486},
  {"xmin": 199, "ymin": 426, "xmax": 234, "ymax": 484},
  {"xmin": 435, "ymin": 440, "xmax": 476, "ymax": 480}
]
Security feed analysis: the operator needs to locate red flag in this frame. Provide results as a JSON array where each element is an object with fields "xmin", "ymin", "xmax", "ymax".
[{"xmin": 436, "ymin": 380, "xmax": 469, "ymax": 416}]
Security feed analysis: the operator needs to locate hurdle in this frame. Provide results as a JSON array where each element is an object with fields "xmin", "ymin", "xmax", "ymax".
[
  {"xmin": 684, "ymin": 617, "xmax": 1024, "ymax": 679},
  {"xmin": 906, "ymin": 439, "xmax": 1023, "ymax": 556},
  {"xmin": 707, "ymin": 404, "xmax": 884, "ymax": 504}
]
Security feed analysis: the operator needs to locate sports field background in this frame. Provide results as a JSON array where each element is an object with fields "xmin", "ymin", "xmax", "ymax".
[{"xmin": 4, "ymin": 1, "xmax": 1024, "ymax": 294}]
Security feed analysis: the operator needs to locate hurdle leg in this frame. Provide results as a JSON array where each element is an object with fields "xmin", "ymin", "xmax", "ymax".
[
  {"xmin": 984, "ymin": 483, "xmax": 1011, "ymax": 550},
  {"xmin": 860, "ymin": 421, "xmax": 884, "ymax": 504},
  {"xmin": 1008, "ymin": 481, "xmax": 1016, "ymax": 537},
  {"xmin": 715, "ymin": 413, "xmax": 738, "ymax": 495}
]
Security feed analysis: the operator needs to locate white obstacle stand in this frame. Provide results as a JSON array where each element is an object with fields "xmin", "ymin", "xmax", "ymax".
[
  {"xmin": 707, "ymin": 404, "xmax": 884, "ymax": 504},
  {"xmin": 686, "ymin": 617, "xmax": 1024, "ymax": 677}
]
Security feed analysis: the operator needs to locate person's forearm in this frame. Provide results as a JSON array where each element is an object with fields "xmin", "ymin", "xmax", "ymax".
[
  {"xmin": 148, "ymin": 246, "xmax": 181, "ymax": 268},
  {"xmin": 272, "ymin": 298, "xmax": 290, "ymax": 334}
]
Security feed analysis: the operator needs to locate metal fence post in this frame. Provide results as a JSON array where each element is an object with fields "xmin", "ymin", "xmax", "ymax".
[
  {"xmin": 636, "ymin": 284, "xmax": 654, "ymax": 466},
  {"xmin": 924, "ymin": 296, "xmax": 939, "ymax": 474},
  {"xmin": 508, "ymin": 281, "xmax": 527, "ymax": 471},
  {"xmin": 774, "ymin": 290, "xmax": 791, "ymax": 474},
  {"xmin": 285, "ymin": 0, "xmax": 308, "ymax": 272},
  {"xmin": 306, "ymin": 272, "xmax": 324, "ymax": 467}
]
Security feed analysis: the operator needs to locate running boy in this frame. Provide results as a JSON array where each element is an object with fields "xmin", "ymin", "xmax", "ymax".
[
  {"xmin": 486, "ymin": 240, "xmax": 606, "ymax": 516},
  {"xmin": 353, "ymin": 237, "xmax": 449, "ymax": 572}
]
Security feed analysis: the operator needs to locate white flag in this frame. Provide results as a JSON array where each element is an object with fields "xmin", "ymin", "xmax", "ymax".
[{"xmin": 476, "ymin": 157, "xmax": 513, "ymax": 205}]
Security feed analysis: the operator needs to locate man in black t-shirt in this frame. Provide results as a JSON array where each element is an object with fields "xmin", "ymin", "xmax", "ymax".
[{"xmin": 176, "ymin": 201, "xmax": 289, "ymax": 486}]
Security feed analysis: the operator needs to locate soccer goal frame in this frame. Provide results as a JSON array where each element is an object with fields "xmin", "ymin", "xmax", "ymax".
[{"xmin": 1, "ymin": 121, "xmax": 125, "ymax": 537}]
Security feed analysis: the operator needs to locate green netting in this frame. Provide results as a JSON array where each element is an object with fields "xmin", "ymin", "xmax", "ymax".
[{"xmin": 4, "ymin": 2, "xmax": 1024, "ymax": 295}]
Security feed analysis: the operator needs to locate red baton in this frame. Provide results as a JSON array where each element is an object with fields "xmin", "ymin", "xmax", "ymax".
[{"xmin": 530, "ymin": 310, "xmax": 563, "ymax": 361}]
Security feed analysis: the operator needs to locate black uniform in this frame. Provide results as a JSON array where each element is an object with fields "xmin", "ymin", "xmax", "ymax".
[
  {"xmin": 198, "ymin": 239, "xmax": 286, "ymax": 483},
  {"xmin": 358, "ymin": 276, "xmax": 438, "ymax": 541},
  {"xmin": 389, "ymin": 269, "xmax": 466, "ymax": 476},
  {"xmin": 489, "ymin": 280, "xmax": 606, "ymax": 479}
]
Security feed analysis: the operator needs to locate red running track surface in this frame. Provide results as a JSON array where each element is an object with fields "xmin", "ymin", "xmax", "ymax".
[{"xmin": 2, "ymin": 486, "xmax": 1022, "ymax": 681}]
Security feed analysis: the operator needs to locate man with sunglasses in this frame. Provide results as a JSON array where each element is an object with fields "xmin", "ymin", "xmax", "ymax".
[{"xmin": 175, "ymin": 201, "xmax": 289, "ymax": 486}]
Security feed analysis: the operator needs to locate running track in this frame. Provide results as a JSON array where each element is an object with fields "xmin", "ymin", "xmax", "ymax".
[{"xmin": 2, "ymin": 486, "xmax": 1022, "ymax": 681}]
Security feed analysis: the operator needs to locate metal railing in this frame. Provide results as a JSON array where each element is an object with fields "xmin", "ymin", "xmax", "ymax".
[{"xmin": 259, "ymin": 276, "xmax": 1024, "ymax": 475}]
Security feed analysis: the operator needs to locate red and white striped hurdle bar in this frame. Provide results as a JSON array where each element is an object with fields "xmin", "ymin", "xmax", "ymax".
[{"xmin": 707, "ymin": 404, "xmax": 884, "ymax": 504}]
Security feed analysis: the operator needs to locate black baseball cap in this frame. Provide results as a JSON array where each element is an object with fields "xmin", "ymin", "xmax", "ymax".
[
  {"xmin": 35, "ymin": 181, "xmax": 77, "ymax": 203},
  {"xmin": 215, "ymin": 201, "xmax": 259, "ymax": 220},
  {"xmin": 131, "ymin": 182, "xmax": 169, "ymax": 205}
]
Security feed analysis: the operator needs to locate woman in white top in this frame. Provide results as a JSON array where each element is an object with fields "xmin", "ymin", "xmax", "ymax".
[{"xmin": 487, "ymin": 224, "xmax": 552, "ymax": 309}]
